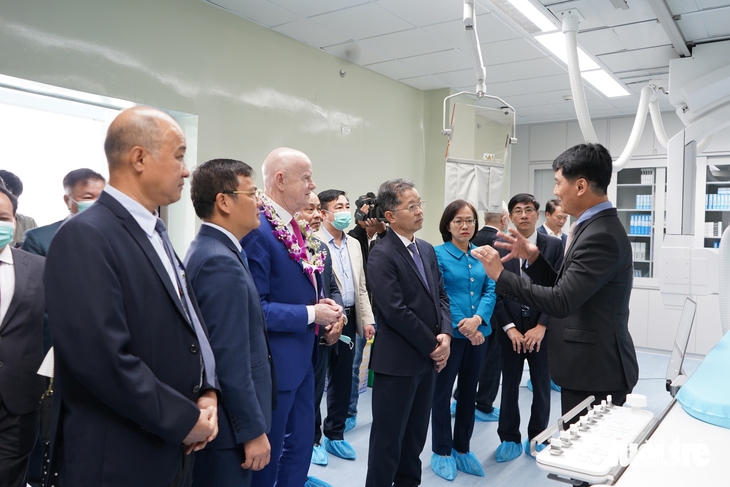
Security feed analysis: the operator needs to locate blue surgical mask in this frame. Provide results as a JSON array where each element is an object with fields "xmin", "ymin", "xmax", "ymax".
[
  {"xmin": 0, "ymin": 221, "xmax": 14, "ymax": 248},
  {"xmin": 331, "ymin": 211, "xmax": 352, "ymax": 231},
  {"xmin": 70, "ymin": 197, "xmax": 96, "ymax": 213}
]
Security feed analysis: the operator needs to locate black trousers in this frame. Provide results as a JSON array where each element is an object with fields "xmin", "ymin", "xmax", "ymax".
[
  {"xmin": 366, "ymin": 366, "xmax": 435, "ymax": 487},
  {"xmin": 431, "ymin": 337, "xmax": 487, "ymax": 455},
  {"xmin": 0, "ymin": 397, "xmax": 39, "ymax": 487},
  {"xmin": 475, "ymin": 326, "xmax": 502, "ymax": 414},
  {"xmin": 560, "ymin": 388, "xmax": 629, "ymax": 425},
  {"xmin": 313, "ymin": 308, "xmax": 356, "ymax": 443},
  {"xmin": 497, "ymin": 327, "xmax": 550, "ymax": 443}
]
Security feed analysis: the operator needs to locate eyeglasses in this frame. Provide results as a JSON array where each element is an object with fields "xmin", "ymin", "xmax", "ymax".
[
  {"xmin": 221, "ymin": 189, "xmax": 262, "ymax": 201},
  {"xmin": 511, "ymin": 207, "xmax": 536, "ymax": 216},
  {"xmin": 452, "ymin": 219, "xmax": 476, "ymax": 227},
  {"xmin": 394, "ymin": 201, "xmax": 426, "ymax": 213}
]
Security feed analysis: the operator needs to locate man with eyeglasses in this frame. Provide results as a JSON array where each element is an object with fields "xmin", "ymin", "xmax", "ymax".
[
  {"xmin": 490, "ymin": 193, "xmax": 563, "ymax": 462},
  {"xmin": 365, "ymin": 179, "xmax": 452, "ymax": 487},
  {"xmin": 184, "ymin": 159, "xmax": 275, "ymax": 487},
  {"xmin": 537, "ymin": 199, "xmax": 568, "ymax": 249}
]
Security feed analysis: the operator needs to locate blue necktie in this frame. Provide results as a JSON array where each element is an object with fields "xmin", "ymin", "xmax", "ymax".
[
  {"xmin": 155, "ymin": 219, "xmax": 216, "ymax": 389},
  {"xmin": 407, "ymin": 242, "xmax": 430, "ymax": 291}
]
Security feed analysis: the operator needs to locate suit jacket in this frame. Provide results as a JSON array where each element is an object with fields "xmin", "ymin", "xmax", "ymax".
[
  {"xmin": 494, "ymin": 232, "xmax": 563, "ymax": 334},
  {"xmin": 472, "ymin": 226, "xmax": 500, "ymax": 248},
  {"xmin": 314, "ymin": 237, "xmax": 343, "ymax": 306},
  {"xmin": 495, "ymin": 208, "xmax": 638, "ymax": 392},
  {"xmin": 45, "ymin": 191, "xmax": 213, "ymax": 486},
  {"xmin": 367, "ymin": 228, "xmax": 452, "ymax": 376},
  {"xmin": 240, "ymin": 213, "xmax": 333, "ymax": 391},
  {"xmin": 184, "ymin": 224, "xmax": 275, "ymax": 450},
  {"xmin": 315, "ymin": 229, "xmax": 375, "ymax": 336},
  {"xmin": 21, "ymin": 220, "xmax": 64, "ymax": 257},
  {"xmin": 537, "ymin": 224, "xmax": 568, "ymax": 249},
  {"xmin": 0, "ymin": 247, "xmax": 45, "ymax": 415}
]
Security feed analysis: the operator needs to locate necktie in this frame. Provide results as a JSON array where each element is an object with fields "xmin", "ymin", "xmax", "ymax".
[
  {"xmin": 407, "ymin": 242, "xmax": 430, "ymax": 291},
  {"xmin": 155, "ymin": 219, "xmax": 216, "ymax": 388},
  {"xmin": 565, "ymin": 221, "xmax": 579, "ymax": 256}
]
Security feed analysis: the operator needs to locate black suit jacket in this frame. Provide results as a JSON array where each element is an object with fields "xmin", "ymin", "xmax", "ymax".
[
  {"xmin": 184, "ymin": 225, "xmax": 275, "ymax": 450},
  {"xmin": 472, "ymin": 226, "xmax": 500, "ymax": 248},
  {"xmin": 367, "ymin": 229, "xmax": 452, "ymax": 376},
  {"xmin": 537, "ymin": 224, "xmax": 567, "ymax": 249},
  {"xmin": 495, "ymin": 208, "xmax": 639, "ymax": 392},
  {"xmin": 21, "ymin": 220, "xmax": 64, "ymax": 257},
  {"xmin": 45, "ymin": 191, "xmax": 215, "ymax": 486},
  {"xmin": 494, "ymin": 232, "xmax": 563, "ymax": 334},
  {"xmin": 0, "ymin": 248, "xmax": 45, "ymax": 415}
]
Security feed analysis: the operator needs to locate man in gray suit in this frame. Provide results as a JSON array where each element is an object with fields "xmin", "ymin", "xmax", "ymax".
[{"xmin": 0, "ymin": 183, "xmax": 45, "ymax": 487}]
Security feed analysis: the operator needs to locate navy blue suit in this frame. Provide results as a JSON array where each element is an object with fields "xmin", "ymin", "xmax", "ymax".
[
  {"xmin": 241, "ymin": 212, "xmax": 325, "ymax": 487},
  {"xmin": 185, "ymin": 224, "xmax": 276, "ymax": 487},
  {"xmin": 366, "ymin": 229, "xmax": 452, "ymax": 487},
  {"xmin": 44, "ymin": 191, "xmax": 215, "ymax": 486},
  {"xmin": 537, "ymin": 224, "xmax": 567, "ymax": 249},
  {"xmin": 494, "ymin": 231, "xmax": 563, "ymax": 443}
]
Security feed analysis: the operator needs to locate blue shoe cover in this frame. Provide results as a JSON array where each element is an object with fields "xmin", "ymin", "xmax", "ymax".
[
  {"xmin": 527, "ymin": 379, "xmax": 533, "ymax": 392},
  {"xmin": 550, "ymin": 380, "xmax": 562, "ymax": 392},
  {"xmin": 323, "ymin": 437, "xmax": 356, "ymax": 460},
  {"xmin": 344, "ymin": 415, "xmax": 357, "ymax": 432},
  {"xmin": 430, "ymin": 453, "xmax": 457, "ymax": 481},
  {"xmin": 305, "ymin": 476, "xmax": 333, "ymax": 487},
  {"xmin": 474, "ymin": 408, "xmax": 500, "ymax": 422},
  {"xmin": 450, "ymin": 400, "xmax": 457, "ymax": 417},
  {"xmin": 311, "ymin": 443, "xmax": 328, "ymax": 465},
  {"xmin": 495, "ymin": 441, "xmax": 522, "ymax": 463},
  {"xmin": 523, "ymin": 438, "xmax": 546, "ymax": 458},
  {"xmin": 452, "ymin": 450, "xmax": 485, "ymax": 477}
]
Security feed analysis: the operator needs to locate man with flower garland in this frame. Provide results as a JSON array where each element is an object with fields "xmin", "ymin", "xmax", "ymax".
[{"xmin": 241, "ymin": 148, "xmax": 343, "ymax": 487}]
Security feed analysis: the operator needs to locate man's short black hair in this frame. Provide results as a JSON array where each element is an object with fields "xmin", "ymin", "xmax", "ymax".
[
  {"xmin": 190, "ymin": 158, "xmax": 254, "ymax": 220},
  {"xmin": 0, "ymin": 181, "xmax": 18, "ymax": 215},
  {"xmin": 377, "ymin": 179, "xmax": 416, "ymax": 214},
  {"xmin": 508, "ymin": 193, "xmax": 540, "ymax": 213},
  {"xmin": 438, "ymin": 199, "xmax": 478, "ymax": 242},
  {"xmin": 553, "ymin": 143, "xmax": 612, "ymax": 196},
  {"xmin": 63, "ymin": 168, "xmax": 106, "ymax": 193},
  {"xmin": 545, "ymin": 199, "xmax": 562, "ymax": 215},
  {"xmin": 317, "ymin": 190, "xmax": 347, "ymax": 211},
  {"xmin": 0, "ymin": 170, "xmax": 23, "ymax": 196}
]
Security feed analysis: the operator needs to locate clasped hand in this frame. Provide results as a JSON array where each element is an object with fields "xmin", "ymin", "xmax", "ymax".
[
  {"xmin": 315, "ymin": 298, "xmax": 343, "ymax": 345},
  {"xmin": 183, "ymin": 390, "xmax": 218, "ymax": 454},
  {"xmin": 429, "ymin": 334, "xmax": 451, "ymax": 372}
]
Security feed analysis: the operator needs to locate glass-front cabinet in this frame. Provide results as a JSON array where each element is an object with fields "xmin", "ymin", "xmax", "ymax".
[
  {"xmin": 703, "ymin": 159, "xmax": 730, "ymax": 248},
  {"xmin": 614, "ymin": 165, "xmax": 667, "ymax": 279}
]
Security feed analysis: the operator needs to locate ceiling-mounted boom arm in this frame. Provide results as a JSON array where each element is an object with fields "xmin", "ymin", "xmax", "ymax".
[{"xmin": 464, "ymin": 0, "xmax": 486, "ymax": 97}]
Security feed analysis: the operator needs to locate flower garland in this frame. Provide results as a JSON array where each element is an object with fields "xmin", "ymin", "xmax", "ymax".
[{"xmin": 260, "ymin": 196, "xmax": 325, "ymax": 276}]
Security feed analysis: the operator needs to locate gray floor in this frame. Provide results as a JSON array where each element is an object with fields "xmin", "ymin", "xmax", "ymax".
[{"xmin": 307, "ymin": 349, "xmax": 703, "ymax": 486}]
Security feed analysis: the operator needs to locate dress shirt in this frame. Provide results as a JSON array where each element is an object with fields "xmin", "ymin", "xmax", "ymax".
[
  {"xmin": 264, "ymin": 196, "xmax": 316, "ymax": 324},
  {"xmin": 319, "ymin": 225, "xmax": 356, "ymax": 307},
  {"xmin": 393, "ymin": 229, "xmax": 419, "ymax": 257},
  {"xmin": 0, "ymin": 244, "xmax": 15, "ymax": 329},
  {"xmin": 503, "ymin": 230, "xmax": 538, "ymax": 332},
  {"xmin": 576, "ymin": 200, "xmax": 614, "ymax": 226},
  {"xmin": 202, "ymin": 222, "xmax": 242, "ymax": 252},
  {"xmin": 434, "ymin": 241, "xmax": 494, "ymax": 339},
  {"xmin": 541, "ymin": 223, "xmax": 563, "ymax": 239},
  {"xmin": 104, "ymin": 185, "xmax": 178, "ymax": 296}
]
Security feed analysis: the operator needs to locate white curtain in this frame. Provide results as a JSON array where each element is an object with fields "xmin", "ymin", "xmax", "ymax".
[{"xmin": 444, "ymin": 158, "xmax": 504, "ymax": 212}]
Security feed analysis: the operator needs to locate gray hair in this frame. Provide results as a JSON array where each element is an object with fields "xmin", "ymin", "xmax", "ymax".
[{"xmin": 377, "ymin": 178, "xmax": 415, "ymax": 213}]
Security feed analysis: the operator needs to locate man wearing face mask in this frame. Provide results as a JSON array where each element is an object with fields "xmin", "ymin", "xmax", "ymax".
[
  {"xmin": 313, "ymin": 190, "xmax": 375, "ymax": 464},
  {"xmin": 0, "ymin": 183, "xmax": 46, "ymax": 487},
  {"xmin": 21, "ymin": 168, "xmax": 106, "ymax": 257}
]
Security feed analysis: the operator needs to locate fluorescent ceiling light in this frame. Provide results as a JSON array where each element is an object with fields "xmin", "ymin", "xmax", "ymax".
[
  {"xmin": 491, "ymin": 0, "xmax": 557, "ymax": 34},
  {"xmin": 535, "ymin": 33, "xmax": 599, "ymax": 71},
  {"xmin": 581, "ymin": 70, "xmax": 630, "ymax": 97}
]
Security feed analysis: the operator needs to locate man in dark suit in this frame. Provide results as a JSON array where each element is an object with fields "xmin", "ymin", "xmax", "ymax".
[
  {"xmin": 240, "ymin": 148, "xmax": 343, "ymax": 487},
  {"xmin": 184, "ymin": 159, "xmax": 275, "ymax": 487},
  {"xmin": 365, "ymin": 179, "xmax": 452, "ymax": 487},
  {"xmin": 0, "ymin": 185, "xmax": 45, "ymax": 487},
  {"xmin": 22, "ymin": 168, "xmax": 106, "ymax": 257},
  {"xmin": 492, "ymin": 194, "xmax": 563, "ymax": 462},
  {"xmin": 469, "ymin": 203, "xmax": 509, "ymax": 423},
  {"xmin": 536, "ymin": 199, "xmax": 568, "ymax": 249},
  {"xmin": 44, "ymin": 107, "xmax": 219, "ymax": 486},
  {"xmin": 475, "ymin": 143, "xmax": 639, "ymax": 418}
]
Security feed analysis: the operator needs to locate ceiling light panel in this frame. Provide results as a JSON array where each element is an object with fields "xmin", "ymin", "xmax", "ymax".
[
  {"xmin": 582, "ymin": 70, "xmax": 630, "ymax": 97},
  {"xmin": 535, "ymin": 32, "xmax": 600, "ymax": 71},
  {"xmin": 490, "ymin": 0, "xmax": 558, "ymax": 34}
]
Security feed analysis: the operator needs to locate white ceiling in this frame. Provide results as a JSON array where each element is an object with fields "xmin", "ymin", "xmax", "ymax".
[{"xmin": 206, "ymin": 0, "xmax": 730, "ymax": 124}]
